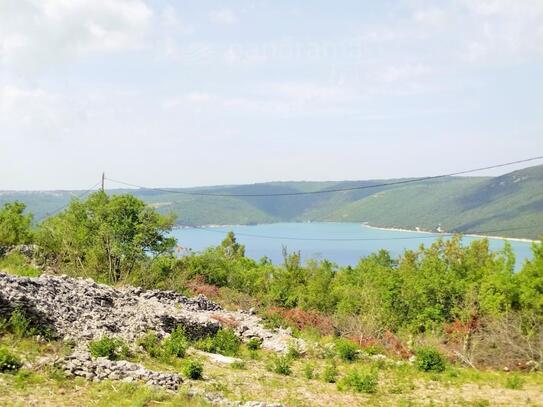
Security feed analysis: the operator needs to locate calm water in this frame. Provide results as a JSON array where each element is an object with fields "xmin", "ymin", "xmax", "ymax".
[{"xmin": 171, "ymin": 222, "xmax": 534, "ymax": 270}]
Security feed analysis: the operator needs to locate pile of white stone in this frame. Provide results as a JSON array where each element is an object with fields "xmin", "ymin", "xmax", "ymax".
[
  {"xmin": 0, "ymin": 272, "xmax": 303, "ymax": 353},
  {"xmin": 60, "ymin": 350, "xmax": 182, "ymax": 390},
  {"xmin": 0, "ymin": 272, "xmax": 221, "ymax": 343},
  {"xmin": 0, "ymin": 271, "xmax": 299, "ymax": 406}
]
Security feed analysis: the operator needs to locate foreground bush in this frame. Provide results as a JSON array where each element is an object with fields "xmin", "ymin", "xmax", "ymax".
[
  {"xmin": 0, "ymin": 347, "xmax": 22, "ymax": 373},
  {"xmin": 322, "ymin": 361, "xmax": 338, "ymax": 383},
  {"xmin": 8, "ymin": 307, "xmax": 34, "ymax": 338},
  {"xmin": 338, "ymin": 369, "xmax": 378, "ymax": 393},
  {"xmin": 194, "ymin": 329, "xmax": 240, "ymax": 356},
  {"xmin": 246, "ymin": 337, "xmax": 262, "ymax": 351},
  {"xmin": 335, "ymin": 339, "xmax": 359, "ymax": 361},
  {"xmin": 136, "ymin": 332, "xmax": 162, "ymax": 358},
  {"xmin": 415, "ymin": 347, "xmax": 446, "ymax": 372},
  {"xmin": 1, "ymin": 307, "xmax": 52, "ymax": 339},
  {"xmin": 163, "ymin": 327, "xmax": 189, "ymax": 358},
  {"xmin": 0, "ymin": 201, "xmax": 33, "ymax": 246},
  {"xmin": 183, "ymin": 359, "xmax": 203, "ymax": 379},
  {"xmin": 303, "ymin": 362, "xmax": 315, "ymax": 379},
  {"xmin": 0, "ymin": 253, "xmax": 41, "ymax": 277},
  {"xmin": 89, "ymin": 336, "xmax": 129, "ymax": 361},
  {"xmin": 267, "ymin": 354, "xmax": 292, "ymax": 376}
]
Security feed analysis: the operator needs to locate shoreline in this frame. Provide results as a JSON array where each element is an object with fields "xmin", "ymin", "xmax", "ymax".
[
  {"xmin": 173, "ymin": 222, "xmax": 539, "ymax": 243},
  {"xmin": 362, "ymin": 224, "xmax": 539, "ymax": 243}
]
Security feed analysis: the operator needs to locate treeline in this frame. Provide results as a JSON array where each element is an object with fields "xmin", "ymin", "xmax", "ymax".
[{"xmin": 0, "ymin": 192, "xmax": 542, "ymax": 369}]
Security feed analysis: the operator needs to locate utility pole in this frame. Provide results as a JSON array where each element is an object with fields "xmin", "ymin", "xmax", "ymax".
[{"xmin": 101, "ymin": 172, "xmax": 105, "ymax": 192}]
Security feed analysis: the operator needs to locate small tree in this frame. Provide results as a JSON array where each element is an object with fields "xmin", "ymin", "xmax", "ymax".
[
  {"xmin": 220, "ymin": 231, "xmax": 245, "ymax": 258},
  {"xmin": 0, "ymin": 202, "xmax": 33, "ymax": 246},
  {"xmin": 37, "ymin": 192, "xmax": 176, "ymax": 282}
]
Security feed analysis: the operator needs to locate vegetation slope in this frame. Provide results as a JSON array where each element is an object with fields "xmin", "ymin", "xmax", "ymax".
[{"xmin": 2, "ymin": 165, "xmax": 542, "ymax": 239}]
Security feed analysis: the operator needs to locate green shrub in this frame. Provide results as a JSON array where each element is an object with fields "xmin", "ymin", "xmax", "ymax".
[
  {"xmin": 303, "ymin": 362, "xmax": 315, "ymax": 380},
  {"xmin": 194, "ymin": 329, "xmax": 240, "ymax": 356},
  {"xmin": 322, "ymin": 361, "xmax": 338, "ymax": 383},
  {"xmin": 338, "ymin": 369, "xmax": 378, "ymax": 393},
  {"xmin": 8, "ymin": 307, "xmax": 35, "ymax": 338},
  {"xmin": 88, "ymin": 336, "xmax": 129, "ymax": 360},
  {"xmin": 1, "ymin": 307, "xmax": 52, "ymax": 339},
  {"xmin": 504, "ymin": 374, "xmax": 524, "ymax": 390},
  {"xmin": 183, "ymin": 359, "xmax": 203, "ymax": 379},
  {"xmin": 335, "ymin": 339, "xmax": 359, "ymax": 361},
  {"xmin": 0, "ymin": 253, "xmax": 41, "ymax": 277},
  {"xmin": 0, "ymin": 202, "xmax": 33, "ymax": 246},
  {"xmin": 194, "ymin": 336, "xmax": 215, "ymax": 353},
  {"xmin": 163, "ymin": 327, "xmax": 189, "ymax": 358},
  {"xmin": 0, "ymin": 347, "xmax": 22, "ymax": 373},
  {"xmin": 267, "ymin": 354, "xmax": 292, "ymax": 376},
  {"xmin": 246, "ymin": 337, "xmax": 262, "ymax": 351},
  {"xmin": 136, "ymin": 332, "xmax": 162, "ymax": 358},
  {"xmin": 213, "ymin": 329, "xmax": 241, "ymax": 356},
  {"xmin": 415, "ymin": 347, "xmax": 446, "ymax": 373}
]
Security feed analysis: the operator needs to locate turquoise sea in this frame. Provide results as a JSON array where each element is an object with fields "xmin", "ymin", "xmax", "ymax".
[{"xmin": 171, "ymin": 222, "xmax": 535, "ymax": 270}]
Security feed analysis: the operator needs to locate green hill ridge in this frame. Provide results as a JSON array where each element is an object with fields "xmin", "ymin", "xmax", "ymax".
[{"xmin": 1, "ymin": 165, "xmax": 542, "ymax": 239}]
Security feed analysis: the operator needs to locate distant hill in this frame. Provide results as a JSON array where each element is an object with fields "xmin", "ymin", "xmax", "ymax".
[{"xmin": 2, "ymin": 165, "xmax": 542, "ymax": 240}]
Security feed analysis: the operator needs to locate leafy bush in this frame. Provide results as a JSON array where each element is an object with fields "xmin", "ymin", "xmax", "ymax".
[
  {"xmin": 266, "ymin": 354, "xmax": 292, "ymax": 376},
  {"xmin": 163, "ymin": 327, "xmax": 189, "ymax": 358},
  {"xmin": 0, "ymin": 253, "xmax": 41, "ymax": 277},
  {"xmin": 89, "ymin": 336, "xmax": 129, "ymax": 360},
  {"xmin": 0, "ymin": 347, "xmax": 22, "ymax": 373},
  {"xmin": 194, "ymin": 337, "xmax": 215, "ymax": 353},
  {"xmin": 338, "ymin": 369, "xmax": 378, "ymax": 393},
  {"xmin": 322, "ymin": 361, "xmax": 338, "ymax": 383},
  {"xmin": 0, "ymin": 201, "xmax": 33, "ymax": 246},
  {"xmin": 136, "ymin": 332, "xmax": 162, "ymax": 358},
  {"xmin": 183, "ymin": 359, "xmax": 203, "ymax": 379},
  {"xmin": 194, "ymin": 329, "xmax": 240, "ymax": 356},
  {"xmin": 303, "ymin": 362, "xmax": 315, "ymax": 380},
  {"xmin": 415, "ymin": 347, "xmax": 446, "ymax": 372},
  {"xmin": 335, "ymin": 339, "xmax": 359, "ymax": 361},
  {"xmin": 4, "ymin": 307, "xmax": 54, "ymax": 339},
  {"xmin": 246, "ymin": 337, "xmax": 262, "ymax": 351},
  {"xmin": 8, "ymin": 307, "xmax": 34, "ymax": 338}
]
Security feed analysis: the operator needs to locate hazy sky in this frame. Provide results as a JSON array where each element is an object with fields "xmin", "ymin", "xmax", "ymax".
[{"xmin": 1, "ymin": 0, "xmax": 542, "ymax": 190}]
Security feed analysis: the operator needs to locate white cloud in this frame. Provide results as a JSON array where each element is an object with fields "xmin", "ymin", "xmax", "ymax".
[
  {"xmin": 379, "ymin": 63, "xmax": 433, "ymax": 83},
  {"xmin": 409, "ymin": 0, "xmax": 543, "ymax": 65},
  {"xmin": 163, "ymin": 81, "xmax": 358, "ymax": 117},
  {"xmin": 0, "ymin": 0, "xmax": 152, "ymax": 72},
  {"xmin": 413, "ymin": 8, "xmax": 447, "ymax": 27},
  {"xmin": 0, "ymin": 84, "xmax": 85, "ymax": 140},
  {"xmin": 209, "ymin": 9, "xmax": 238, "ymax": 25}
]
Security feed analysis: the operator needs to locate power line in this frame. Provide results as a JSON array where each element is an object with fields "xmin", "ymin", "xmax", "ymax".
[
  {"xmin": 174, "ymin": 224, "xmax": 541, "ymax": 242},
  {"xmin": 35, "ymin": 180, "xmax": 102, "ymax": 222},
  {"xmin": 105, "ymin": 155, "xmax": 543, "ymax": 197}
]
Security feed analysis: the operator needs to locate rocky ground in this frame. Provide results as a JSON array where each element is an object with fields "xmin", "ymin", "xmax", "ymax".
[
  {"xmin": 0, "ymin": 272, "xmax": 302, "ymax": 352},
  {"xmin": 0, "ymin": 272, "xmax": 299, "ymax": 406}
]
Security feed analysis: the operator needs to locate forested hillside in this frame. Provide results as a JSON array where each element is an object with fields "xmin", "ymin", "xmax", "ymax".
[{"xmin": 1, "ymin": 165, "xmax": 542, "ymax": 239}]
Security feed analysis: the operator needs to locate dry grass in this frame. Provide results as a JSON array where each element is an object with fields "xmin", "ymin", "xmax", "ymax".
[{"xmin": 2, "ymin": 330, "xmax": 543, "ymax": 406}]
